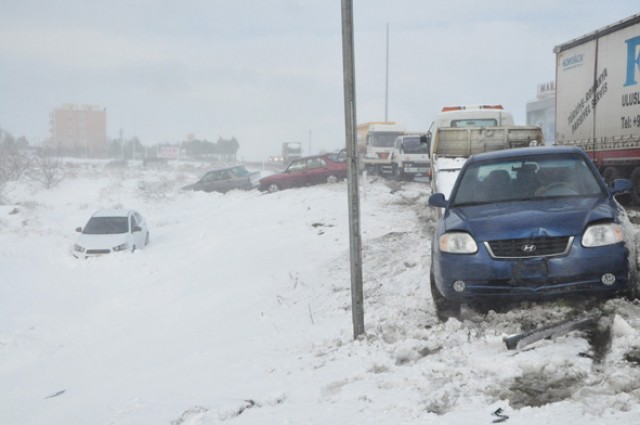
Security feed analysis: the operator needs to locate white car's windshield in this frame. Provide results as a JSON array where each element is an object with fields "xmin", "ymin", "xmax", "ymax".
[
  {"xmin": 452, "ymin": 154, "xmax": 605, "ymax": 206},
  {"xmin": 83, "ymin": 217, "xmax": 129, "ymax": 234}
]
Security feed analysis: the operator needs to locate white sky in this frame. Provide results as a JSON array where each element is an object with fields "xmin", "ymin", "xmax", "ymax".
[{"xmin": 1, "ymin": 1, "xmax": 639, "ymax": 160}]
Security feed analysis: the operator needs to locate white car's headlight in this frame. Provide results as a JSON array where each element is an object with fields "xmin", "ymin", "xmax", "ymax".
[
  {"xmin": 582, "ymin": 223, "xmax": 624, "ymax": 247},
  {"xmin": 113, "ymin": 243, "xmax": 129, "ymax": 252},
  {"xmin": 73, "ymin": 244, "xmax": 85, "ymax": 253},
  {"xmin": 439, "ymin": 232, "xmax": 478, "ymax": 254}
]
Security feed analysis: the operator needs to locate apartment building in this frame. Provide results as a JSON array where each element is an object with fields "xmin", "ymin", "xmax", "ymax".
[{"xmin": 50, "ymin": 104, "xmax": 107, "ymax": 156}]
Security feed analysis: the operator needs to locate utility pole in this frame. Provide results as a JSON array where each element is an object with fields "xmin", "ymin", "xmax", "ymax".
[
  {"xmin": 341, "ymin": 0, "xmax": 365, "ymax": 339},
  {"xmin": 385, "ymin": 22, "xmax": 389, "ymax": 122}
]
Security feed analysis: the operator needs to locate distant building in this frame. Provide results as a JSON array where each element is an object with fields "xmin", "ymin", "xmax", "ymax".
[
  {"xmin": 526, "ymin": 81, "xmax": 555, "ymax": 145},
  {"xmin": 50, "ymin": 104, "xmax": 107, "ymax": 156}
]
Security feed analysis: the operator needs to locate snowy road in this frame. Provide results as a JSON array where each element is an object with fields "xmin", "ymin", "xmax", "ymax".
[{"xmin": 2, "ymin": 161, "xmax": 640, "ymax": 424}]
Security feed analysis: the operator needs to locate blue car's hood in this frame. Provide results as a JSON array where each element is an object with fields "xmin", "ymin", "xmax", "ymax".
[{"xmin": 444, "ymin": 197, "xmax": 617, "ymax": 241}]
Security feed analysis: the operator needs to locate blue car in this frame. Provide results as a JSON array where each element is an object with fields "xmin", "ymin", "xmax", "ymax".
[{"xmin": 428, "ymin": 146, "xmax": 637, "ymax": 320}]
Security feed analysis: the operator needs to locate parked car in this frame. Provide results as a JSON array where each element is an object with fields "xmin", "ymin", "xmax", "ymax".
[
  {"xmin": 428, "ymin": 146, "xmax": 637, "ymax": 320},
  {"xmin": 182, "ymin": 165, "xmax": 260, "ymax": 193},
  {"xmin": 73, "ymin": 208, "xmax": 150, "ymax": 258},
  {"xmin": 258, "ymin": 154, "xmax": 347, "ymax": 193}
]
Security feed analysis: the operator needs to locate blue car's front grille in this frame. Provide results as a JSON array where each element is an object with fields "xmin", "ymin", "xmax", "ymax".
[{"xmin": 485, "ymin": 236, "xmax": 573, "ymax": 259}]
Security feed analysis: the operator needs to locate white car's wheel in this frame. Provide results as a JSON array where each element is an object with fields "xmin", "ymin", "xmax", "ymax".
[{"xmin": 145, "ymin": 232, "xmax": 150, "ymax": 246}]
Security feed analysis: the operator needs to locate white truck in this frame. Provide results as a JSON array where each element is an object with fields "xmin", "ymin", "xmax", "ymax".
[
  {"xmin": 390, "ymin": 134, "xmax": 430, "ymax": 180},
  {"xmin": 430, "ymin": 126, "xmax": 544, "ymax": 201},
  {"xmin": 427, "ymin": 105, "xmax": 516, "ymax": 157},
  {"xmin": 427, "ymin": 104, "xmax": 541, "ymax": 197},
  {"xmin": 554, "ymin": 13, "xmax": 640, "ymax": 203},
  {"xmin": 282, "ymin": 142, "xmax": 302, "ymax": 162},
  {"xmin": 357, "ymin": 122, "xmax": 405, "ymax": 175}
]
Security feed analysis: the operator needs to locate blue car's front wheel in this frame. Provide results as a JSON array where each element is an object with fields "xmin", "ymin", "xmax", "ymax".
[{"xmin": 430, "ymin": 262, "xmax": 461, "ymax": 321}]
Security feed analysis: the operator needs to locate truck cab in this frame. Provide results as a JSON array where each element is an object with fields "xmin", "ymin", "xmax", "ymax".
[
  {"xmin": 390, "ymin": 134, "xmax": 430, "ymax": 180},
  {"xmin": 357, "ymin": 122, "xmax": 405, "ymax": 175}
]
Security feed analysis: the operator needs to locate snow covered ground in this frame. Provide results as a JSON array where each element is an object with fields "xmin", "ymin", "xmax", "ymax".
[{"xmin": 3, "ymin": 160, "xmax": 640, "ymax": 425}]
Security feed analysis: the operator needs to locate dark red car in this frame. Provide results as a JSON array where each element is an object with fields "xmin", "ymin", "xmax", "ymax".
[{"xmin": 258, "ymin": 153, "xmax": 347, "ymax": 193}]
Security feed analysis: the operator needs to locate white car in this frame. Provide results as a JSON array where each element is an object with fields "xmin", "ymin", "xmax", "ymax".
[{"xmin": 73, "ymin": 208, "xmax": 150, "ymax": 258}]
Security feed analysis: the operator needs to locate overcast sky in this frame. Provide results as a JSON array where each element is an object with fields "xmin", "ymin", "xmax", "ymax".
[{"xmin": 1, "ymin": 1, "xmax": 639, "ymax": 160}]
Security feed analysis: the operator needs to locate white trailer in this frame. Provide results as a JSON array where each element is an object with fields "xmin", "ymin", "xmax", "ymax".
[{"xmin": 554, "ymin": 13, "xmax": 640, "ymax": 201}]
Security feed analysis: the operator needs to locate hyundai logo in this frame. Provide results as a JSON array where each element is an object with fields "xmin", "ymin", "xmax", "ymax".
[{"xmin": 522, "ymin": 244, "xmax": 537, "ymax": 253}]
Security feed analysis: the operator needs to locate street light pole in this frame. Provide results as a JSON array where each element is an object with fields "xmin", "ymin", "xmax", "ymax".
[
  {"xmin": 341, "ymin": 0, "xmax": 365, "ymax": 339},
  {"xmin": 385, "ymin": 22, "xmax": 389, "ymax": 122}
]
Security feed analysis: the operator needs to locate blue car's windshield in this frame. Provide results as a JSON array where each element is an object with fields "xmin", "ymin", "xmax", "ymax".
[{"xmin": 451, "ymin": 154, "xmax": 605, "ymax": 206}]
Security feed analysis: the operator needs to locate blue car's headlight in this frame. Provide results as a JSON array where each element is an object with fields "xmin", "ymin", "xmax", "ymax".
[
  {"xmin": 582, "ymin": 223, "xmax": 624, "ymax": 247},
  {"xmin": 73, "ymin": 244, "xmax": 85, "ymax": 253},
  {"xmin": 439, "ymin": 232, "xmax": 478, "ymax": 254},
  {"xmin": 113, "ymin": 243, "xmax": 129, "ymax": 252}
]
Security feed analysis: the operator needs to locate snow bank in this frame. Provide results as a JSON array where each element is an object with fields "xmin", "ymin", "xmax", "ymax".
[{"xmin": 2, "ymin": 162, "xmax": 640, "ymax": 424}]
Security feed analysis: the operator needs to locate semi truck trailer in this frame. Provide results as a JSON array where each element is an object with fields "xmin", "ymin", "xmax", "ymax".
[{"xmin": 554, "ymin": 13, "xmax": 640, "ymax": 202}]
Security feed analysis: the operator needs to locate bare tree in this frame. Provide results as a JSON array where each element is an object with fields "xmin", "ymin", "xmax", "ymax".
[{"xmin": 31, "ymin": 150, "xmax": 65, "ymax": 190}]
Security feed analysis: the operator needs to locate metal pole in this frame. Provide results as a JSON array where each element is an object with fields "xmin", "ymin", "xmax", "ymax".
[
  {"xmin": 385, "ymin": 22, "xmax": 389, "ymax": 122},
  {"xmin": 341, "ymin": 0, "xmax": 365, "ymax": 339}
]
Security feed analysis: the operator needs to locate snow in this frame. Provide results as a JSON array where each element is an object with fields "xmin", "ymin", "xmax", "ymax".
[
  {"xmin": 432, "ymin": 156, "xmax": 467, "ymax": 198},
  {"xmin": 3, "ymin": 160, "xmax": 640, "ymax": 424}
]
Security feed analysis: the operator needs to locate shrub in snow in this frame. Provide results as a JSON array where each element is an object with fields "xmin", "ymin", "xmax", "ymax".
[
  {"xmin": 30, "ymin": 152, "xmax": 65, "ymax": 190},
  {"xmin": 0, "ymin": 146, "xmax": 30, "ymax": 203},
  {"xmin": 136, "ymin": 179, "xmax": 174, "ymax": 200}
]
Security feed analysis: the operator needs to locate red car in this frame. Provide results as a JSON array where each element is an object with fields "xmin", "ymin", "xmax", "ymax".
[{"xmin": 258, "ymin": 153, "xmax": 347, "ymax": 193}]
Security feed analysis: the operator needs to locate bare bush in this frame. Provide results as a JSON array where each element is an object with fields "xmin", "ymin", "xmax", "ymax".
[
  {"xmin": 136, "ymin": 178, "xmax": 174, "ymax": 200},
  {"xmin": 31, "ymin": 151, "xmax": 65, "ymax": 190},
  {"xmin": 0, "ymin": 146, "xmax": 31, "ymax": 204}
]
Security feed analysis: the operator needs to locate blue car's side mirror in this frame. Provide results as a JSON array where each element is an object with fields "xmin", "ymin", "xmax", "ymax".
[
  {"xmin": 428, "ymin": 193, "xmax": 448, "ymax": 208},
  {"xmin": 611, "ymin": 179, "xmax": 633, "ymax": 194}
]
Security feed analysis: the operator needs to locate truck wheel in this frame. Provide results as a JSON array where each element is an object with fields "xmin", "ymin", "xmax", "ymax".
[
  {"xmin": 630, "ymin": 167, "xmax": 640, "ymax": 205},
  {"xmin": 602, "ymin": 167, "xmax": 620, "ymax": 185},
  {"xmin": 392, "ymin": 164, "xmax": 401, "ymax": 180}
]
